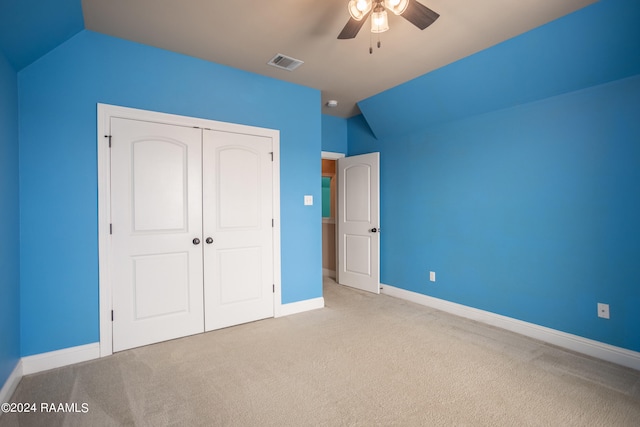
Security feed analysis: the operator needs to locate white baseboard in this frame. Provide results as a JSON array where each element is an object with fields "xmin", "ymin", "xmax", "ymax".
[
  {"xmin": 322, "ymin": 268, "xmax": 336, "ymax": 279},
  {"xmin": 0, "ymin": 343, "xmax": 100, "ymax": 405},
  {"xmin": 277, "ymin": 297, "xmax": 325, "ymax": 317},
  {"xmin": 381, "ymin": 284, "xmax": 640, "ymax": 371},
  {"xmin": 0, "ymin": 360, "xmax": 23, "ymax": 404},
  {"xmin": 21, "ymin": 343, "xmax": 101, "ymax": 376}
]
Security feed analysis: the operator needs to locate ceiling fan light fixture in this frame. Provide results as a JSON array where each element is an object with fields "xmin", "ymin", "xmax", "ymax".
[
  {"xmin": 384, "ymin": 0, "xmax": 409, "ymax": 15},
  {"xmin": 371, "ymin": 8, "xmax": 389, "ymax": 33},
  {"xmin": 348, "ymin": 0, "xmax": 372, "ymax": 21}
]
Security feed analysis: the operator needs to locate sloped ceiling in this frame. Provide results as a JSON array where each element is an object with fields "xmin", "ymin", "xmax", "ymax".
[
  {"xmin": 80, "ymin": 0, "xmax": 597, "ymax": 118},
  {"xmin": 358, "ymin": 0, "xmax": 640, "ymax": 139},
  {"xmin": 3, "ymin": 0, "xmax": 635, "ymax": 132},
  {"xmin": 0, "ymin": 0, "xmax": 83, "ymax": 70}
]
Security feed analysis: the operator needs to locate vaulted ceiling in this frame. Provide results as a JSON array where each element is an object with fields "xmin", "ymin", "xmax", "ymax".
[{"xmin": 1, "ymin": 0, "xmax": 598, "ymax": 117}]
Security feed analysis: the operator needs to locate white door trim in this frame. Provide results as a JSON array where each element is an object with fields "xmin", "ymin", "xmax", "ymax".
[
  {"xmin": 321, "ymin": 151, "xmax": 345, "ymax": 160},
  {"xmin": 97, "ymin": 103, "xmax": 282, "ymax": 357}
]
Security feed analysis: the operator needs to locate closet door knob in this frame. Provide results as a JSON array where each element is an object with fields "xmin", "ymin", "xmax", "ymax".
[
  {"xmin": 192, "ymin": 238, "xmax": 201, "ymax": 245},
  {"xmin": 205, "ymin": 237, "xmax": 214, "ymax": 244}
]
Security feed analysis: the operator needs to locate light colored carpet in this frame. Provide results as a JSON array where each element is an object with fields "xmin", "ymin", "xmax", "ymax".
[{"xmin": 2, "ymin": 277, "xmax": 639, "ymax": 426}]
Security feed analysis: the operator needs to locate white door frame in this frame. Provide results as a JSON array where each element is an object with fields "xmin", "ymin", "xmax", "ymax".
[
  {"xmin": 97, "ymin": 104, "xmax": 282, "ymax": 357},
  {"xmin": 321, "ymin": 151, "xmax": 346, "ymax": 161}
]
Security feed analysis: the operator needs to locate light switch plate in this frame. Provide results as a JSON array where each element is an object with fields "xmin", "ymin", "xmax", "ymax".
[{"xmin": 304, "ymin": 195, "xmax": 313, "ymax": 206}]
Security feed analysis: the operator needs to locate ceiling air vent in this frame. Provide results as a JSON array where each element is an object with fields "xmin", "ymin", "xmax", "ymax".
[{"xmin": 267, "ymin": 53, "xmax": 304, "ymax": 71}]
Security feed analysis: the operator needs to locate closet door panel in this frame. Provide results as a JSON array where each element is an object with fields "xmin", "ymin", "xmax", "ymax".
[
  {"xmin": 110, "ymin": 118, "xmax": 204, "ymax": 352},
  {"xmin": 203, "ymin": 129, "xmax": 274, "ymax": 331}
]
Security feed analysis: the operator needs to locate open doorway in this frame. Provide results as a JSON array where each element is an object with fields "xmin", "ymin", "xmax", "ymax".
[
  {"xmin": 321, "ymin": 150, "xmax": 380, "ymax": 293},
  {"xmin": 321, "ymin": 152, "xmax": 344, "ymax": 278}
]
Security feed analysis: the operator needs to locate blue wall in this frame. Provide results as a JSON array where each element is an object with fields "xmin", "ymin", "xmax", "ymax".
[
  {"xmin": 349, "ymin": 74, "xmax": 640, "ymax": 352},
  {"xmin": 18, "ymin": 30, "xmax": 322, "ymax": 356},
  {"xmin": 321, "ymin": 114, "xmax": 348, "ymax": 153},
  {"xmin": 0, "ymin": 51, "xmax": 21, "ymax": 386}
]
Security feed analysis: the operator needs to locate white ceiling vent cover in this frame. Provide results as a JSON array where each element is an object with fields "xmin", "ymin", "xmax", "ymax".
[{"xmin": 267, "ymin": 53, "xmax": 304, "ymax": 71}]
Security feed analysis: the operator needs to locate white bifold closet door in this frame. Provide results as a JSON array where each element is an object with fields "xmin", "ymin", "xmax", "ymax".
[{"xmin": 110, "ymin": 118, "xmax": 274, "ymax": 352}]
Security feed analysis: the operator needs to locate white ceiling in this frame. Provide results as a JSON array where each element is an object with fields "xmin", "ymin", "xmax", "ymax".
[{"xmin": 82, "ymin": 0, "xmax": 597, "ymax": 118}]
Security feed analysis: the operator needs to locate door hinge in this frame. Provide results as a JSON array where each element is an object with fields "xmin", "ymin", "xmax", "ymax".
[
  {"xmin": 110, "ymin": 224, "xmax": 113, "ymax": 235},
  {"xmin": 273, "ymin": 284, "xmax": 275, "ymax": 293},
  {"xmin": 269, "ymin": 152, "xmax": 273, "ymax": 161},
  {"xmin": 105, "ymin": 135, "xmax": 112, "ymax": 147},
  {"xmin": 272, "ymin": 219, "xmax": 274, "ymax": 227},
  {"xmin": 111, "ymin": 310, "xmax": 114, "ymax": 321}
]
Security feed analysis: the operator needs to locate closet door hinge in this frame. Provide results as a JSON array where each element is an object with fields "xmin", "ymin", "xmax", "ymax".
[
  {"xmin": 269, "ymin": 152, "xmax": 273, "ymax": 161},
  {"xmin": 105, "ymin": 135, "xmax": 112, "ymax": 147},
  {"xmin": 111, "ymin": 310, "xmax": 114, "ymax": 321},
  {"xmin": 272, "ymin": 219, "xmax": 274, "ymax": 227},
  {"xmin": 110, "ymin": 224, "xmax": 113, "ymax": 235},
  {"xmin": 273, "ymin": 284, "xmax": 275, "ymax": 293}
]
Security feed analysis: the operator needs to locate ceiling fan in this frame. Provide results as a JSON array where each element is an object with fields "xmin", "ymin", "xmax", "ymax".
[{"xmin": 338, "ymin": 0, "xmax": 439, "ymax": 39}]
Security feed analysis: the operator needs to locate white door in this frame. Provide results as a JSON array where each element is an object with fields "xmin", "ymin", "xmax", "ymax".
[
  {"xmin": 337, "ymin": 152, "xmax": 380, "ymax": 294},
  {"xmin": 110, "ymin": 118, "xmax": 205, "ymax": 352},
  {"xmin": 202, "ymin": 130, "xmax": 274, "ymax": 331}
]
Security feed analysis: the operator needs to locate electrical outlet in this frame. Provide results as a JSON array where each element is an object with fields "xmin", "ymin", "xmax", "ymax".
[
  {"xmin": 597, "ymin": 303, "xmax": 610, "ymax": 319},
  {"xmin": 429, "ymin": 271, "xmax": 436, "ymax": 282}
]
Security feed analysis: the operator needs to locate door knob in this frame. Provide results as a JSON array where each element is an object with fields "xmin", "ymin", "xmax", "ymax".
[
  {"xmin": 192, "ymin": 238, "xmax": 201, "ymax": 245},
  {"xmin": 370, "ymin": 227, "xmax": 379, "ymax": 233},
  {"xmin": 205, "ymin": 237, "xmax": 214, "ymax": 244}
]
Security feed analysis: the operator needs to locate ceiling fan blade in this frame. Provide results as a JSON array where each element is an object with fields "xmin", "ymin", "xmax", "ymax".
[
  {"xmin": 402, "ymin": 0, "xmax": 440, "ymax": 30},
  {"xmin": 337, "ymin": 13, "xmax": 371, "ymax": 39}
]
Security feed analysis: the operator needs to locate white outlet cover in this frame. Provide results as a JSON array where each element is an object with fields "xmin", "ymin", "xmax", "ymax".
[
  {"xmin": 430, "ymin": 271, "xmax": 436, "ymax": 282},
  {"xmin": 304, "ymin": 195, "xmax": 313, "ymax": 206},
  {"xmin": 597, "ymin": 303, "xmax": 610, "ymax": 319}
]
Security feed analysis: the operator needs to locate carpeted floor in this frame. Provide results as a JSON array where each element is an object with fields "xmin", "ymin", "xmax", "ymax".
[{"xmin": 2, "ymin": 277, "xmax": 639, "ymax": 426}]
